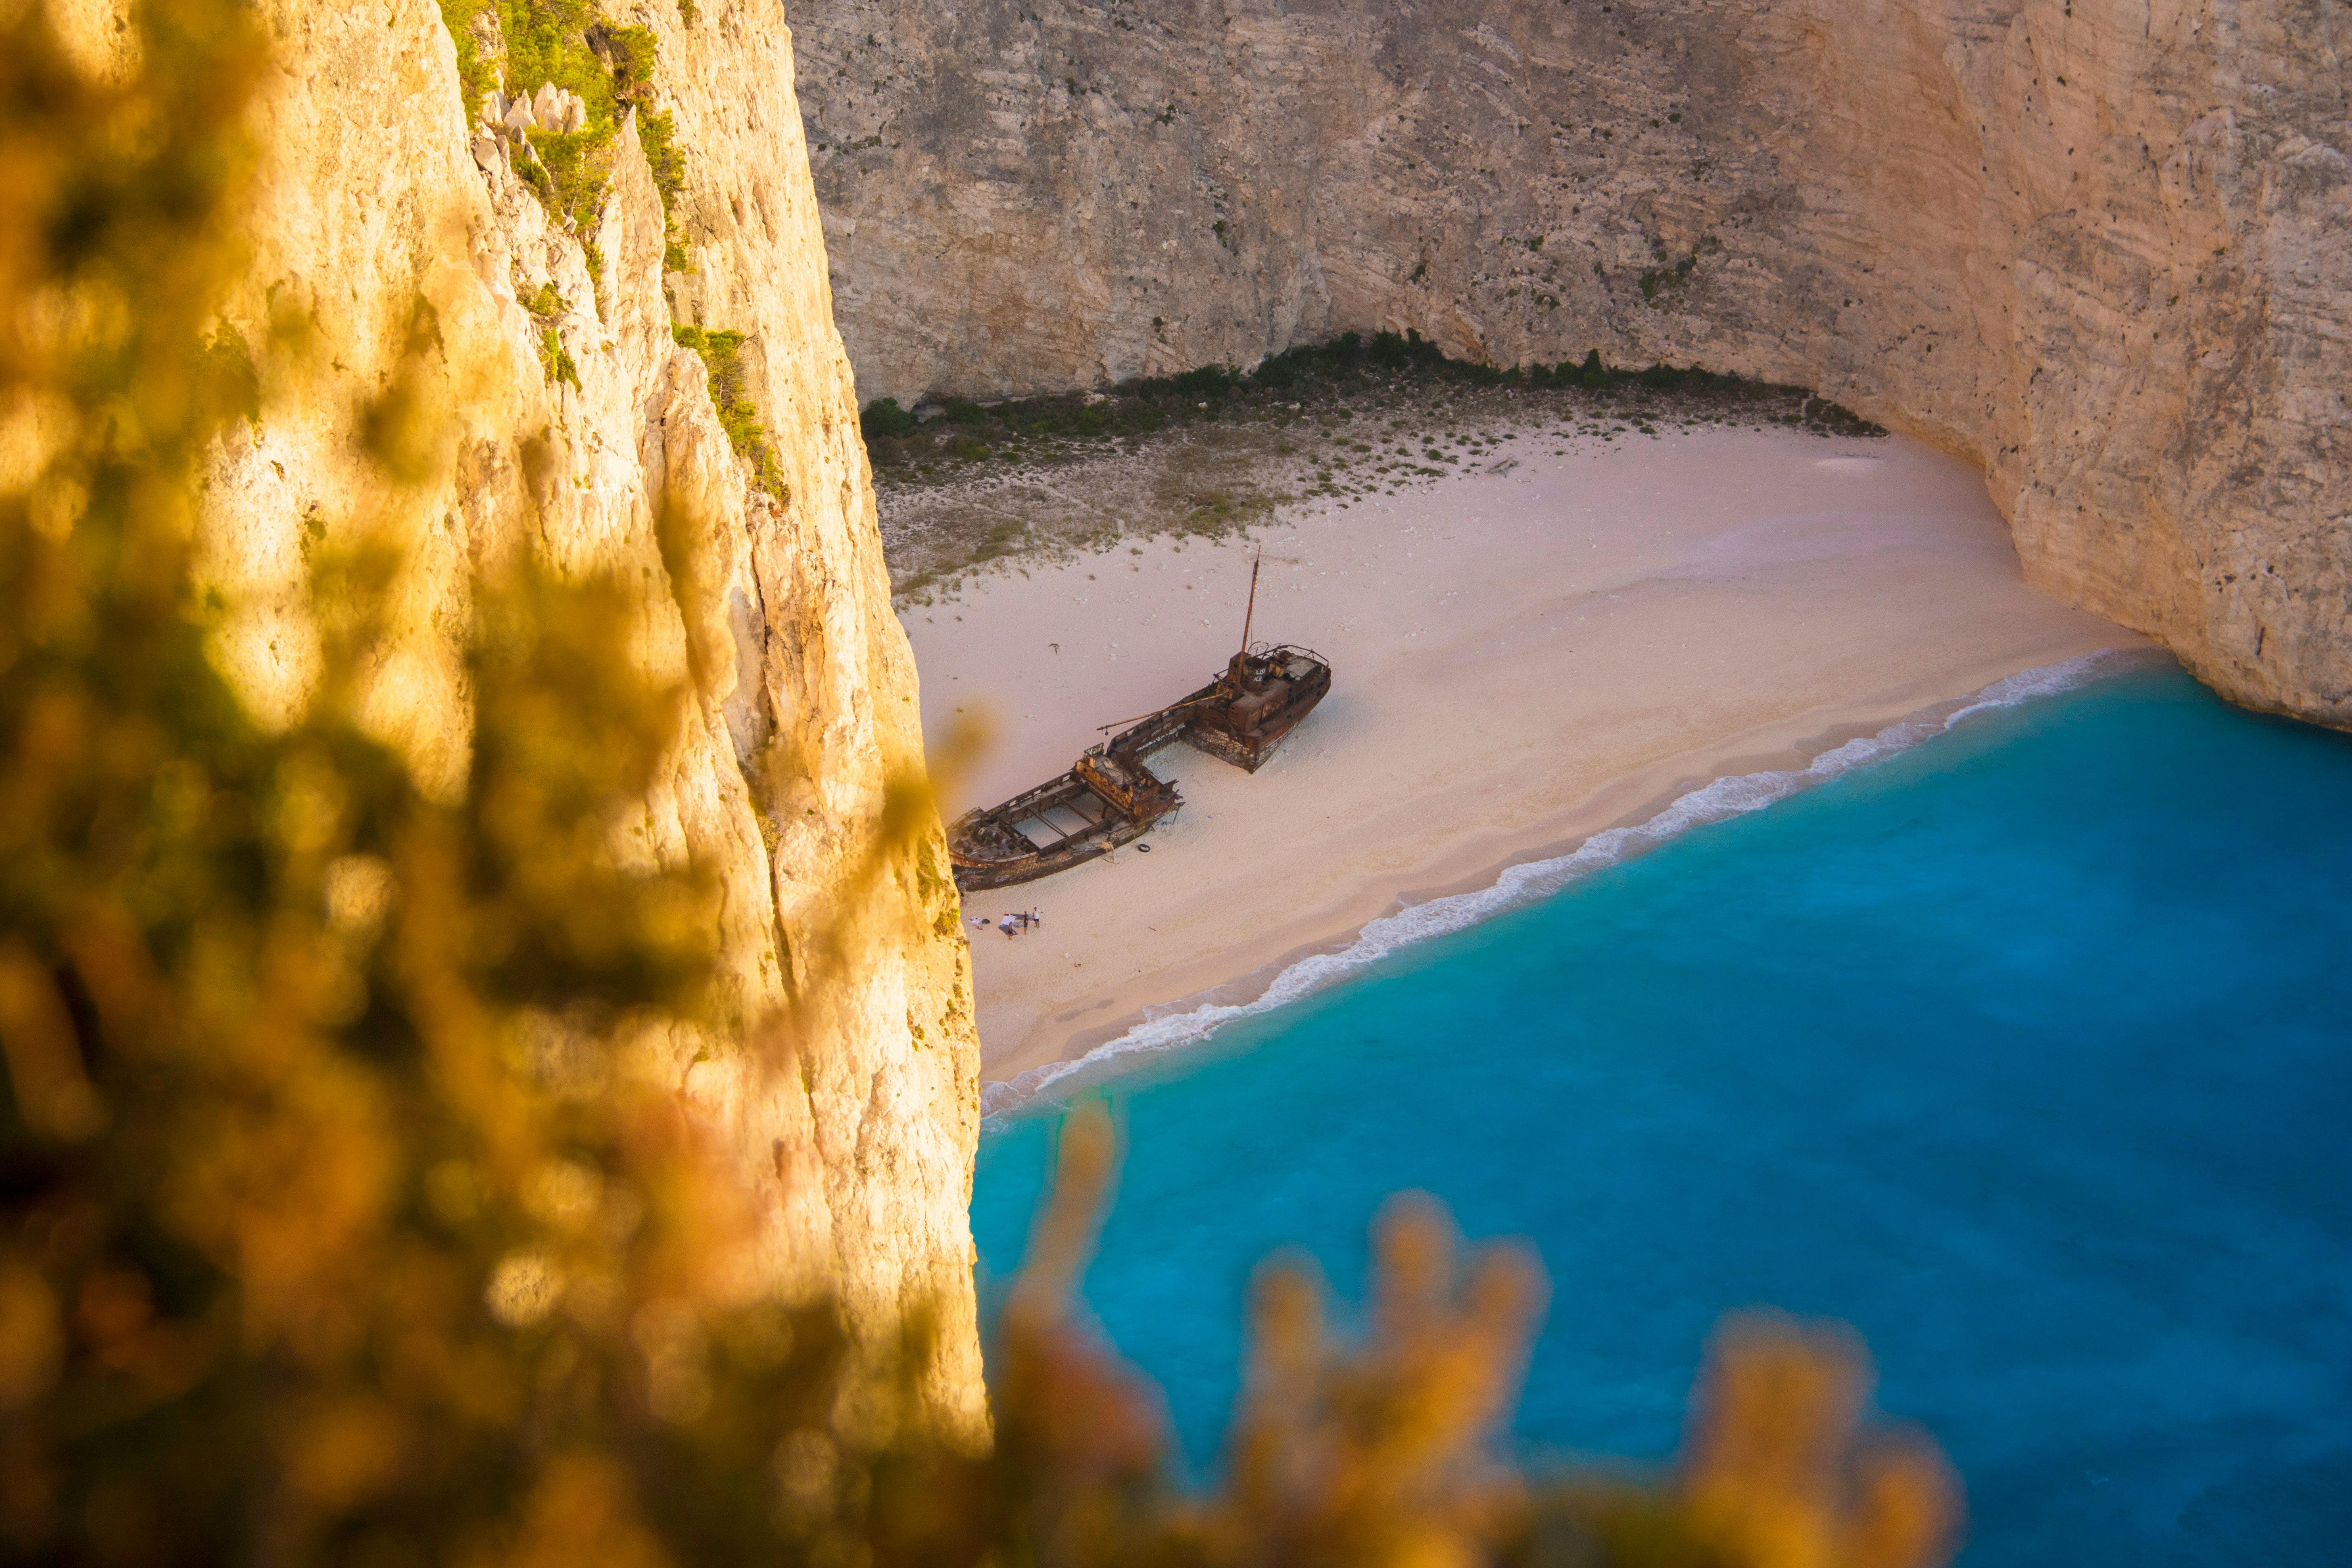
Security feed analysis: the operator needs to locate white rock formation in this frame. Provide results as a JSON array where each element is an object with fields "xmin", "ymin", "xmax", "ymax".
[{"xmin": 526, "ymin": 80, "xmax": 586, "ymax": 134}]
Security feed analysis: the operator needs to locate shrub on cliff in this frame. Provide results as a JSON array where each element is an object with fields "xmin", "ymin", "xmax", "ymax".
[
  {"xmin": 673, "ymin": 325, "xmax": 787, "ymax": 499},
  {"xmin": 442, "ymin": 2, "xmax": 695, "ymax": 272},
  {"xmin": 1249, "ymin": 354, "xmax": 1299, "ymax": 388},
  {"xmin": 0, "ymin": 4, "xmax": 1949, "ymax": 1564}
]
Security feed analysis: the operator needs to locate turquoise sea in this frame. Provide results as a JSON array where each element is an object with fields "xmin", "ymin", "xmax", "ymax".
[{"xmin": 971, "ymin": 660, "xmax": 2352, "ymax": 1564}]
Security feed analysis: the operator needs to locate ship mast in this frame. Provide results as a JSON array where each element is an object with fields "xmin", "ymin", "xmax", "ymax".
[{"xmin": 1238, "ymin": 547, "xmax": 1262, "ymax": 658}]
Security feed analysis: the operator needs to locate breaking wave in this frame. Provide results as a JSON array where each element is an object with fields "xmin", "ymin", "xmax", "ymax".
[{"xmin": 979, "ymin": 647, "xmax": 2147, "ymax": 1121}]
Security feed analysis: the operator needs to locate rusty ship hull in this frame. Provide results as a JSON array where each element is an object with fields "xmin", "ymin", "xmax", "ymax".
[
  {"xmin": 947, "ymin": 643, "xmax": 1330, "ymax": 893},
  {"xmin": 1174, "ymin": 645, "xmax": 1332, "ymax": 773}
]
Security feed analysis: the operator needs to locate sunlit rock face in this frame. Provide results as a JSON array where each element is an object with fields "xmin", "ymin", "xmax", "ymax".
[
  {"xmin": 53, "ymin": 0, "xmax": 985, "ymax": 1430},
  {"xmin": 795, "ymin": 0, "xmax": 2350, "ymax": 728}
]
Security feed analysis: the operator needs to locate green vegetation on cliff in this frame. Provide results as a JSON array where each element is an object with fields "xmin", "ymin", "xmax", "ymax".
[
  {"xmin": 674, "ymin": 325, "xmax": 786, "ymax": 500},
  {"xmin": 509, "ymin": 2, "xmax": 627, "ymax": 231},
  {"xmin": 438, "ymin": 0, "xmax": 691, "ymax": 273},
  {"xmin": 597, "ymin": 15, "xmax": 693, "ymax": 274},
  {"xmin": 443, "ymin": 0, "xmax": 723, "ymax": 419},
  {"xmin": 441, "ymin": 0, "xmax": 499, "ymax": 106}
]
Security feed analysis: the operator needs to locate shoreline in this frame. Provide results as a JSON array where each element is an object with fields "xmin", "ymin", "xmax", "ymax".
[
  {"xmin": 902, "ymin": 423, "xmax": 2143, "ymax": 1100},
  {"xmin": 975, "ymin": 645, "xmax": 2156, "ymax": 1117}
]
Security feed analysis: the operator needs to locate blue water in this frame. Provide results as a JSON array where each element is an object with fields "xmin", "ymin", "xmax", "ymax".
[{"xmin": 970, "ymin": 664, "xmax": 2352, "ymax": 1565}]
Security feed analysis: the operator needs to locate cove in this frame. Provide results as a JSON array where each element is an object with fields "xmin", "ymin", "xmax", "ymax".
[{"xmin": 972, "ymin": 663, "xmax": 2352, "ymax": 1565}]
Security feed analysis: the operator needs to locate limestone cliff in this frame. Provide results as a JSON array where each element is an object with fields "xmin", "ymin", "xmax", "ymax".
[
  {"xmin": 56, "ymin": 0, "xmax": 984, "ymax": 1426},
  {"xmin": 794, "ymin": 0, "xmax": 2349, "ymax": 728}
]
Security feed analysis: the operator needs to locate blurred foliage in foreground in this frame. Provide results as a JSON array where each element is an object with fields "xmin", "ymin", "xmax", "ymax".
[{"xmin": 0, "ymin": 3, "xmax": 1959, "ymax": 1564}]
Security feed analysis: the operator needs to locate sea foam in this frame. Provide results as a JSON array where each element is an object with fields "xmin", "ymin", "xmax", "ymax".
[{"xmin": 979, "ymin": 647, "xmax": 2144, "ymax": 1120}]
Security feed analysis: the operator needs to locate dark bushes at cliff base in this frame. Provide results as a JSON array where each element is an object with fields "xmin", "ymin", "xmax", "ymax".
[
  {"xmin": 1239, "ymin": 331, "xmax": 1882, "ymax": 420},
  {"xmin": 861, "ymin": 331, "xmax": 1884, "ymax": 472},
  {"xmin": 862, "ymin": 395, "xmax": 922, "ymax": 440}
]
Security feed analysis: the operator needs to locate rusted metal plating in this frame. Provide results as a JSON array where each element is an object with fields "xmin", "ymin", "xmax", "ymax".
[{"xmin": 947, "ymin": 642, "xmax": 1331, "ymax": 892}]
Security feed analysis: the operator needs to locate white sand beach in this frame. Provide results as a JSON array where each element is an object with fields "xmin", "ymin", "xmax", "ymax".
[{"xmin": 899, "ymin": 425, "xmax": 2141, "ymax": 1089}]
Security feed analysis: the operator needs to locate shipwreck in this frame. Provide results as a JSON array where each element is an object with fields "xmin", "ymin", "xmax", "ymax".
[{"xmin": 947, "ymin": 557, "xmax": 1331, "ymax": 892}]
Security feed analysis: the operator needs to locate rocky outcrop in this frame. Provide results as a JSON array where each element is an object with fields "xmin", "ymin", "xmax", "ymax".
[
  {"xmin": 794, "ymin": 0, "xmax": 2350, "ymax": 728},
  {"xmin": 493, "ymin": 82, "xmax": 588, "ymax": 134},
  {"xmin": 57, "ymin": 0, "xmax": 984, "ymax": 1427}
]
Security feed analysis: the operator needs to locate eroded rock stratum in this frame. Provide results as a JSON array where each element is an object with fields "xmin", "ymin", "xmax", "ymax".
[
  {"xmin": 51, "ymin": 0, "xmax": 985, "ymax": 1427},
  {"xmin": 795, "ymin": 0, "xmax": 2350, "ymax": 727}
]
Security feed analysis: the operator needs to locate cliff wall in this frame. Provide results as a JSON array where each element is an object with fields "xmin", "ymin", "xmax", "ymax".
[
  {"xmin": 794, "ymin": 0, "xmax": 2349, "ymax": 727},
  {"xmin": 57, "ymin": 0, "xmax": 984, "ymax": 1426}
]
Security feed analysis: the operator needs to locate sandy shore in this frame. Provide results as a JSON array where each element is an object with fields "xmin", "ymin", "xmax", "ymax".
[{"xmin": 899, "ymin": 424, "xmax": 2141, "ymax": 1092}]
